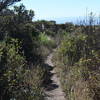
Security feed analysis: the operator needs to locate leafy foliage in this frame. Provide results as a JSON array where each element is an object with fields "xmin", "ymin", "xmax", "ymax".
[
  {"xmin": 0, "ymin": 0, "xmax": 21, "ymax": 11},
  {"xmin": 53, "ymin": 28, "xmax": 100, "ymax": 100},
  {"xmin": 0, "ymin": 2, "xmax": 100, "ymax": 100}
]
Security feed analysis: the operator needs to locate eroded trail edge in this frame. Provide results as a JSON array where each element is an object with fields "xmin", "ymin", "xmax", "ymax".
[{"xmin": 44, "ymin": 53, "xmax": 66, "ymax": 100}]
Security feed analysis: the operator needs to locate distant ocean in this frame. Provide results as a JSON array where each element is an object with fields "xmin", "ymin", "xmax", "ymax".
[{"xmin": 34, "ymin": 16, "xmax": 99, "ymax": 25}]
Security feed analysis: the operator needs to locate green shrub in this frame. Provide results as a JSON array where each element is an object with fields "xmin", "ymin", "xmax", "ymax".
[
  {"xmin": 57, "ymin": 34, "xmax": 88, "ymax": 66},
  {"xmin": 0, "ymin": 38, "xmax": 44, "ymax": 100},
  {"xmin": 39, "ymin": 32, "xmax": 56, "ymax": 48},
  {"xmin": 53, "ymin": 33, "xmax": 100, "ymax": 100}
]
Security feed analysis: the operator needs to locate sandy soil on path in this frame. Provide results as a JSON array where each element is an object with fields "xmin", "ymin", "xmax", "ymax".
[{"xmin": 44, "ymin": 53, "xmax": 66, "ymax": 100}]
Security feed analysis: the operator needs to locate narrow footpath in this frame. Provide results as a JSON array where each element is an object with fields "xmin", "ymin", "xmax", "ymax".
[{"xmin": 44, "ymin": 53, "xmax": 66, "ymax": 100}]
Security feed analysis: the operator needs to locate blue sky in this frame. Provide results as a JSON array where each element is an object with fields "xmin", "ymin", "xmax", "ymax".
[{"xmin": 17, "ymin": 0, "xmax": 100, "ymax": 19}]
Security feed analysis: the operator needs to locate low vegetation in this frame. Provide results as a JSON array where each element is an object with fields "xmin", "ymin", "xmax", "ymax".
[
  {"xmin": 53, "ymin": 22, "xmax": 100, "ymax": 100},
  {"xmin": 0, "ymin": 0, "xmax": 100, "ymax": 100}
]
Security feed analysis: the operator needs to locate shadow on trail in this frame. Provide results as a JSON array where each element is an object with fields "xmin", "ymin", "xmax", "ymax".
[
  {"xmin": 43, "ymin": 63, "xmax": 59, "ymax": 91},
  {"xmin": 44, "ymin": 64, "xmax": 54, "ymax": 71},
  {"xmin": 46, "ymin": 83, "xmax": 59, "ymax": 91}
]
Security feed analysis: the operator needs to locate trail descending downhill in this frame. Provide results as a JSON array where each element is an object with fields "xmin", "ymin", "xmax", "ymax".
[{"xmin": 44, "ymin": 53, "xmax": 66, "ymax": 100}]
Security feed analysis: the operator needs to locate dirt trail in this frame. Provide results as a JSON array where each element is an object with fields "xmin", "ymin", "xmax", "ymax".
[{"xmin": 44, "ymin": 53, "xmax": 66, "ymax": 100}]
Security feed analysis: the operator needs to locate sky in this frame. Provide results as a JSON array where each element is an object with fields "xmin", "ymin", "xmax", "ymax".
[{"xmin": 16, "ymin": 0, "xmax": 100, "ymax": 20}]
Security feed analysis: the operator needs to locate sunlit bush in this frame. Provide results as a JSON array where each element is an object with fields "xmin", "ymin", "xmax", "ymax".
[
  {"xmin": 0, "ymin": 38, "xmax": 44, "ymax": 100},
  {"xmin": 53, "ymin": 32, "xmax": 100, "ymax": 100}
]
